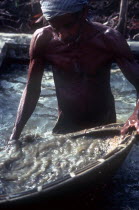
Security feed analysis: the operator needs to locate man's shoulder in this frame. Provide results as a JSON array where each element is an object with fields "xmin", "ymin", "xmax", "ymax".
[
  {"xmin": 33, "ymin": 25, "xmax": 53, "ymax": 40},
  {"xmin": 91, "ymin": 22, "xmax": 132, "ymax": 58},
  {"xmin": 30, "ymin": 25, "xmax": 53, "ymax": 59},
  {"xmin": 89, "ymin": 21, "xmax": 126, "ymax": 51},
  {"xmin": 91, "ymin": 22, "xmax": 121, "ymax": 40},
  {"xmin": 31, "ymin": 25, "xmax": 53, "ymax": 47}
]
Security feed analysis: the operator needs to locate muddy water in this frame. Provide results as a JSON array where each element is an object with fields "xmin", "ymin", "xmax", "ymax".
[{"xmin": 0, "ymin": 63, "xmax": 139, "ymax": 209}]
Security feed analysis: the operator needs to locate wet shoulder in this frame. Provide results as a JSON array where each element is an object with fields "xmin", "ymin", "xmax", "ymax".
[
  {"xmin": 93, "ymin": 22, "xmax": 132, "ymax": 58},
  {"xmin": 88, "ymin": 22, "xmax": 127, "ymax": 54},
  {"xmin": 87, "ymin": 22, "xmax": 129, "ymax": 57},
  {"xmin": 90, "ymin": 22, "xmax": 120, "ymax": 40},
  {"xmin": 29, "ymin": 25, "xmax": 54, "ymax": 59}
]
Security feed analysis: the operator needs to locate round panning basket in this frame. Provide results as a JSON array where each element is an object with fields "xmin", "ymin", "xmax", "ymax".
[{"xmin": 0, "ymin": 123, "xmax": 136, "ymax": 207}]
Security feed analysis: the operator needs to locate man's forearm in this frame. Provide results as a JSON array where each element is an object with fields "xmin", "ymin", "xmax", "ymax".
[
  {"xmin": 137, "ymin": 91, "xmax": 139, "ymax": 101},
  {"xmin": 10, "ymin": 85, "xmax": 40, "ymax": 140},
  {"xmin": 134, "ymin": 96, "xmax": 139, "ymax": 115}
]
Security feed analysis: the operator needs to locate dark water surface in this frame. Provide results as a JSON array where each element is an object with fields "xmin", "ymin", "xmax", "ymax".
[{"xmin": 0, "ymin": 63, "xmax": 139, "ymax": 209}]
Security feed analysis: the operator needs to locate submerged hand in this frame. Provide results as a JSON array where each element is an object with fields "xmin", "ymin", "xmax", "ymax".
[
  {"xmin": 6, "ymin": 138, "xmax": 21, "ymax": 158},
  {"xmin": 121, "ymin": 110, "xmax": 139, "ymax": 135}
]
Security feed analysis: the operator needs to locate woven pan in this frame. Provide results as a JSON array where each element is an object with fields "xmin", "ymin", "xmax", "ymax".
[{"xmin": 0, "ymin": 123, "xmax": 137, "ymax": 207}]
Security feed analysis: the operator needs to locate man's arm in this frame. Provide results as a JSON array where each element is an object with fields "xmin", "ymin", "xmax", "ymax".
[
  {"xmin": 107, "ymin": 29, "xmax": 139, "ymax": 134},
  {"xmin": 10, "ymin": 31, "xmax": 46, "ymax": 141},
  {"xmin": 117, "ymin": 56, "xmax": 139, "ymax": 135},
  {"xmin": 10, "ymin": 58, "xmax": 45, "ymax": 141}
]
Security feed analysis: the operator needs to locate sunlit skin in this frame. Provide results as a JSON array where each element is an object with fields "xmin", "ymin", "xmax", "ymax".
[{"xmin": 10, "ymin": 9, "xmax": 139, "ymax": 141}]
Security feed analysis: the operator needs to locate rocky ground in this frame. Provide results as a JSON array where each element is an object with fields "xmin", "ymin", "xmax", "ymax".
[{"xmin": 0, "ymin": 0, "xmax": 139, "ymax": 38}]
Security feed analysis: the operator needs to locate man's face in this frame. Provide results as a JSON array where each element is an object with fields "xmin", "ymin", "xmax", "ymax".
[{"xmin": 48, "ymin": 12, "xmax": 82, "ymax": 44}]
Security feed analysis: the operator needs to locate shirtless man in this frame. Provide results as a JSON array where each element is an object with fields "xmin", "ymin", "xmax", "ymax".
[{"xmin": 9, "ymin": 0, "xmax": 139, "ymax": 143}]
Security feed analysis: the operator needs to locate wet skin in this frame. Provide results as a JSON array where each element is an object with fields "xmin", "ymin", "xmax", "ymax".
[{"xmin": 10, "ymin": 13, "xmax": 139, "ymax": 140}]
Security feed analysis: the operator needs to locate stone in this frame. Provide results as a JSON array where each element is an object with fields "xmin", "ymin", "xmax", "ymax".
[{"xmin": 0, "ymin": 33, "xmax": 32, "ymax": 69}]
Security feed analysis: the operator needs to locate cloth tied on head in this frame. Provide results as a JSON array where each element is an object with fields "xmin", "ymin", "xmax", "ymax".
[{"xmin": 40, "ymin": 0, "xmax": 89, "ymax": 20}]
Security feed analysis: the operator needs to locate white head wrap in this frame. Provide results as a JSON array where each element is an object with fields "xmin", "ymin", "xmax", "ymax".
[{"xmin": 40, "ymin": 0, "xmax": 89, "ymax": 20}]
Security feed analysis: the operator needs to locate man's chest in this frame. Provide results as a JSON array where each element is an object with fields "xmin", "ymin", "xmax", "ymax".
[{"xmin": 45, "ymin": 40, "xmax": 113, "ymax": 75}]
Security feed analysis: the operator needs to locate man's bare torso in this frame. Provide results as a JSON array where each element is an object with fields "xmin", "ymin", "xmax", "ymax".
[{"xmin": 31, "ymin": 21, "xmax": 116, "ymax": 133}]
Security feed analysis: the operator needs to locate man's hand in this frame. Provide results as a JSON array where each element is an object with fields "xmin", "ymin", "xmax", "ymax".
[
  {"xmin": 121, "ymin": 109, "xmax": 139, "ymax": 135},
  {"xmin": 4, "ymin": 138, "xmax": 22, "ymax": 162}
]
